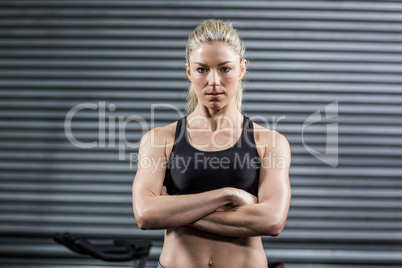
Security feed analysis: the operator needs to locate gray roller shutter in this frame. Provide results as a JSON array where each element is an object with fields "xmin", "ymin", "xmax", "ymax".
[{"xmin": 0, "ymin": 1, "xmax": 401, "ymax": 267}]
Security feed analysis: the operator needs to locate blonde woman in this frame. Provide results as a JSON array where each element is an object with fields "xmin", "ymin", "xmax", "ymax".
[{"xmin": 132, "ymin": 19, "xmax": 291, "ymax": 268}]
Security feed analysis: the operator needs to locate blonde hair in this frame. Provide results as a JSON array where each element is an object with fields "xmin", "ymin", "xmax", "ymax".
[{"xmin": 185, "ymin": 19, "xmax": 246, "ymax": 115}]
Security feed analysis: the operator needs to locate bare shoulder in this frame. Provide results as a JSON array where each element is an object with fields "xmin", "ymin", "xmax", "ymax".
[
  {"xmin": 251, "ymin": 122, "xmax": 291, "ymax": 170},
  {"xmin": 161, "ymin": 120, "xmax": 178, "ymax": 148},
  {"xmin": 139, "ymin": 120, "xmax": 177, "ymax": 157},
  {"xmin": 252, "ymin": 122, "xmax": 290, "ymax": 155}
]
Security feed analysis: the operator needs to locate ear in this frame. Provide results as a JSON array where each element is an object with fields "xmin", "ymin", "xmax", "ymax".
[
  {"xmin": 185, "ymin": 62, "xmax": 192, "ymax": 82},
  {"xmin": 239, "ymin": 59, "xmax": 247, "ymax": 80}
]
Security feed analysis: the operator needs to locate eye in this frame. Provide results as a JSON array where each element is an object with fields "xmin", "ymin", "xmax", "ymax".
[
  {"xmin": 197, "ymin": 68, "xmax": 207, "ymax": 73},
  {"xmin": 220, "ymin": 67, "xmax": 231, "ymax": 73}
]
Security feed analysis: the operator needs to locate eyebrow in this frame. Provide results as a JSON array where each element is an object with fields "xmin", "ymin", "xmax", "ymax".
[{"xmin": 195, "ymin": 61, "xmax": 233, "ymax": 67}]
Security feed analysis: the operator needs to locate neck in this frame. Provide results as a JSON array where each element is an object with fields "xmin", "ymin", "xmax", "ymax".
[{"xmin": 188, "ymin": 105, "xmax": 243, "ymax": 131}]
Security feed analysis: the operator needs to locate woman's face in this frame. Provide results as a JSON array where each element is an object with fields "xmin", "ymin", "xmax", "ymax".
[{"xmin": 186, "ymin": 42, "xmax": 247, "ymax": 111}]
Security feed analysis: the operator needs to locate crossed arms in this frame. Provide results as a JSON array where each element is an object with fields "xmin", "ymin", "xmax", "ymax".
[{"xmin": 132, "ymin": 127, "xmax": 291, "ymax": 237}]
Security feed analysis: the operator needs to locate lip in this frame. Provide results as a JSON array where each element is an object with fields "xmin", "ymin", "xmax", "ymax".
[{"xmin": 206, "ymin": 93, "xmax": 224, "ymax": 99}]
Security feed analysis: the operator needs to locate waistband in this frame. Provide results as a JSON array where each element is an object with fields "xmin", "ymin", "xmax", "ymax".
[{"xmin": 157, "ymin": 262, "xmax": 268, "ymax": 268}]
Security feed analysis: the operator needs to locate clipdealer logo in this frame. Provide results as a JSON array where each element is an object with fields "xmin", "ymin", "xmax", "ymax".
[
  {"xmin": 64, "ymin": 101, "xmax": 338, "ymax": 168},
  {"xmin": 64, "ymin": 102, "xmax": 182, "ymax": 161},
  {"xmin": 302, "ymin": 101, "xmax": 339, "ymax": 167}
]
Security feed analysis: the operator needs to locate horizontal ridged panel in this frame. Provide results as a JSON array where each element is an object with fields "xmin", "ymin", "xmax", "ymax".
[{"xmin": 0, "ymin": 1, "xmax": 401, "ymax": 267}]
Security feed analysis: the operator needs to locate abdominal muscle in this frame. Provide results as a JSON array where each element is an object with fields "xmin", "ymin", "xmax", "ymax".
[{"xmin": 159, "ymin": 226, "xmax": 267, "ymax": 268}]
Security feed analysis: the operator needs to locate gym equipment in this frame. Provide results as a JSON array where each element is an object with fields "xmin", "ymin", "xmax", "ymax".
[{"xmin": 54, "ymin": 232, "xmax": 151, "ymax": 268}]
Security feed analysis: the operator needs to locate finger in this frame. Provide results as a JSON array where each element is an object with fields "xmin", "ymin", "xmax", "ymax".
[
  {"xmin": 161, "ymin": 186, "xmax": 168, "ymax": 196},
  {"xmin": 216, "ymin": 205, "xmax": 233, "ymax": 212},
  {"xmin": 244, "ymin": 194, "xmax": 258, "ymax": 205},
  {"xmin": 252, "ymin": 194, "xmax": 258, "ymax": 203}
]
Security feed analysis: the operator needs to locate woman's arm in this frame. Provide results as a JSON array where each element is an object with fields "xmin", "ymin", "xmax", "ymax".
[
  {"xmin": 189, "ymin": 131, "xmax": 292, "ymax": 237},
  {"xmin": 132, "ymin": 127, "xmax": 256, "ymax": 230}
]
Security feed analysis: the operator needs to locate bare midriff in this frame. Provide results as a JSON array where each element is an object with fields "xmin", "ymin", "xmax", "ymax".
[{"xmin": 159, "ymin": 226, "xmax": 268, "ymax": 268}]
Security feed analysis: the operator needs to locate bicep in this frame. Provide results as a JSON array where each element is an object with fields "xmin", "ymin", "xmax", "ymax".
[
  {"xmin": 257, "ymin": 131, "xmax": 291, "ymax": 217},
  {"xmin": 132, "ymin": 128, "xmax": 168, "ymax": 205}
]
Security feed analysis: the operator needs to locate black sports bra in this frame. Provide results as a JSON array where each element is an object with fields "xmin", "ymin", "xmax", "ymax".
[{"xmin": 163, "ymin": 114, "xmax": 261, "ymax": 196}]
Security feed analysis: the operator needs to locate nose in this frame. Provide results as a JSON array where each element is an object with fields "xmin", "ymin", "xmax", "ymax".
[{"xmin": 207, "ymin": 69, "xmax": 220, "ymax": 86}]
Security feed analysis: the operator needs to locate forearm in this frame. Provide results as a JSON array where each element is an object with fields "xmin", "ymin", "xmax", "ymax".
[
  {"xmin": 189, "ymin": 130, "xmax": 292, "ymax": 237},
  {"xmin": 190, "ymin": 203, "xmax": 285, "ymax": 237},
  {"xmin": 133, "ymin": 188, "xmax": 233, "ymax": 230}
]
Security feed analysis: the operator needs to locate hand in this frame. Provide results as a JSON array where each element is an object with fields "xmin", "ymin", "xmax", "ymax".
[
  {"xmin": 216, "ymin": 204, "xmax": 234, "ymax": 212},
  {"xmin": 161, "ymin": 186, "xmax": 168, "ymax": 196},
  {"xmin": 229, "ymin": 188, "xmax": 258, "ymax": 207}
]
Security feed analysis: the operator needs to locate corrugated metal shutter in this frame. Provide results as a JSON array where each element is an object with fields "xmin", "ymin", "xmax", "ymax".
[{"xmin": 1, "ymin": 1, "xmax": 401, "ymax": 267}]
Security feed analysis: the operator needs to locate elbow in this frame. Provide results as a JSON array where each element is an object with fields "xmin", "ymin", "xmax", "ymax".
[
  {"xmin": 134, "ymin": 207, "xmax": 154, "ymax": 230},
  {"xmin": 136, "ymin": 216, "xmax": 150, "ymax": 230},
  {"xmin": 268, "ymin": 222, "xmax": 285, "ymax": 237},
  {"xmin": 260, "ymin": 218, "xmax": 285, "ymax": 237}
]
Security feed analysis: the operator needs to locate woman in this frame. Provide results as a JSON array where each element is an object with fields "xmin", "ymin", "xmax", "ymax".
[{"xmin": 132, "ymin": 19, "xmax": 291, "ymax": 268}]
